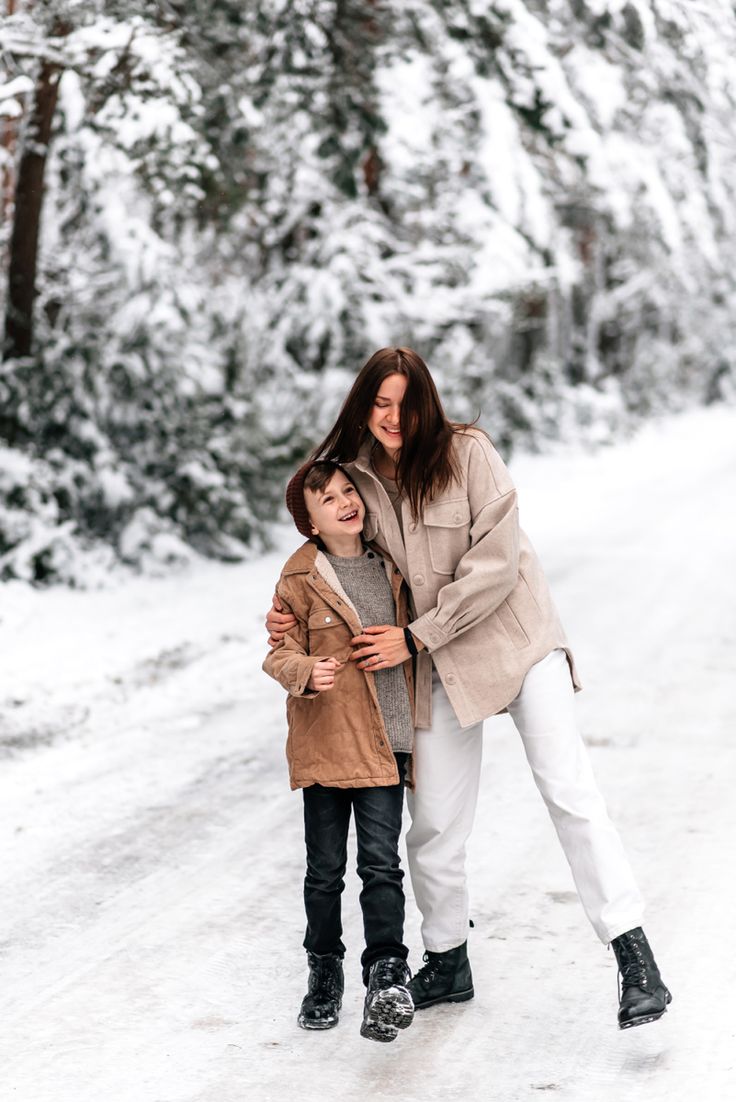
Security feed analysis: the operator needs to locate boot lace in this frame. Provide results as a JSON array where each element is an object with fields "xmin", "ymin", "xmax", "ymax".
[
  {"xmin": 310, "ymin": 956, "xmax": 341, "ymax": 999},
  {"xmin": 413, "ymin": 951, "xmax": 442, "ymax": 989},
  {"xmin": 615, "ymin": 938, "xmax": 648, "ymax": 996},
  {"xmin": 370, "ymin": 957, "xmax": 407, "ymax": 989}
]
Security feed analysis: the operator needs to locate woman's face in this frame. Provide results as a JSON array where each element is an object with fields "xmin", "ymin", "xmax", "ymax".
[{"xmin": 367, "ymin": 373, "xmax": 408, "ymax": 460}]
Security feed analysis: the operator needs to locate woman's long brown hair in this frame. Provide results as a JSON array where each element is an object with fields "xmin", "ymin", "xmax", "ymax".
[{"xmin": 310, "ymin": 347, "xmax": 475, "ymax": 520}]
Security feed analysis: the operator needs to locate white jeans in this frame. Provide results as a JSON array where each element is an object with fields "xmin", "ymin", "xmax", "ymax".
[{"xmin": 405, "ymin": 649, "xmax": 644, "ymax": 950}]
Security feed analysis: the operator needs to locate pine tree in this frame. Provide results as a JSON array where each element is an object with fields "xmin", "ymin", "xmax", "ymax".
[{"xmin": 1, "ymin": 1, "xmax": 735, "ymax": 583}]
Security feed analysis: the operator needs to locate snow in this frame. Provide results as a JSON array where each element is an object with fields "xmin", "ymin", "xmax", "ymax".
[{"xmin": 1, "ymin": 405, "xmax": 735, "ymax": 1101}]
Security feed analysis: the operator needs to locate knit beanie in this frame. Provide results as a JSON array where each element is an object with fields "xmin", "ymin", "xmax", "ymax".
[
  {"xmin": 285, "ymin": 460, "xmax": 318, "ymax": 538},
  {"xmin": 286, "ymin": 459, "xmax": 352, "ymax": 539}
]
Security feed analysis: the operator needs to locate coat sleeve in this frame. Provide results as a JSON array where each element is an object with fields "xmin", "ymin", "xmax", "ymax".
[
  {"xmin": 408, "ymin": 432, "xmax": 520, "ymax": 652},
  {"xmin": 262, "ymin": 583, "xmax": 320, "ymax": 697}
]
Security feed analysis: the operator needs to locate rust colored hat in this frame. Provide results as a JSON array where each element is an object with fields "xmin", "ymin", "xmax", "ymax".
[
  {"xmin": 286, "ymin": 459, "xmax": 351, "ymax": 539},
  {"xmin": 285, "ymin": 460, "xmax": 316, "ymax": 539}
]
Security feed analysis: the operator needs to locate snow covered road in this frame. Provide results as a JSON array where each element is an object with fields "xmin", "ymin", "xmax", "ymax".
[{"xmin": 1, "ymin": 407, "xmax": 735, "ymax": 1102}]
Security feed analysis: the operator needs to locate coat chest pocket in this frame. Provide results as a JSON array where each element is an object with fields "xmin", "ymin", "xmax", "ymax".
[
  {"xmin": 307, "ymin": 608, "xmax": 349, "ymax": 658},
  {"xmin": 423, "ymin": 498, "xmax": 471, "ymax": 575}
]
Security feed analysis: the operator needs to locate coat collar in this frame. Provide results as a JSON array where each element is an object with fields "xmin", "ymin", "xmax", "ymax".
[
  {"xmin": 352, "ymin": 436, "xmax": 376, "ymax": 473},
  {"xmin": 313, "ymin": 550, "xmax": 360, "ymax": 622},
  {"xmin": 281, "ymin": 540, "xmax": 320, "ymax": 576},
  {"xmin": 347, "ymin": 441, "xmax": 410, "ymax": 582}
]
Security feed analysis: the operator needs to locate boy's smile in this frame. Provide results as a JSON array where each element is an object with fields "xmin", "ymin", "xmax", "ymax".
[{"xmin": 305, "ymin": 472, "xmax": 365, "ymax": 557}]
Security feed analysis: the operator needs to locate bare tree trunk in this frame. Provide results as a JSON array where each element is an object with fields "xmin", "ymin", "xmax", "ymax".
[
  {"xmin": 1, "ymin": 114, "xmax": 19, "ymax": 230},
  {"xmin": 3, "ymin": 54, "xmax": 63, "ymax": 360},
  {"xmin": 1, "ymin": 2, "xmax": 20, "ymax": 229}
]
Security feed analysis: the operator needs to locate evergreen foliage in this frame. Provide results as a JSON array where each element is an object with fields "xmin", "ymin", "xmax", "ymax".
[{"xmin": 1, "ymin": 0, "xmax": 735, "ymax": 583}]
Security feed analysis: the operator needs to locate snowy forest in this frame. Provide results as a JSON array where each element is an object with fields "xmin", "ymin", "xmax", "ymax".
[{"xmin": 1, "ymin": 0, "xmax": 735, "ymax": 586}]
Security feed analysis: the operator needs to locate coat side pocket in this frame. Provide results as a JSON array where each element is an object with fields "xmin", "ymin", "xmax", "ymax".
[{"xmin": 494, "ymin": 599, "xmax": 530, "ymax": 649}]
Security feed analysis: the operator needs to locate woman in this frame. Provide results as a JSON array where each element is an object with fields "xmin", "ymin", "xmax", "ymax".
[{"xmin": 266, "ymin": 347, "xmax": 671, "ymax": 1030}]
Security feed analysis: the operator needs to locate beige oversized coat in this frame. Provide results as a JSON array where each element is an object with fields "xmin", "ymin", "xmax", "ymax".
[
  {"xmin": 263, "ymin": 540, "xmax": 414, "ymax": 789},
  {"xmin": 346, "ymin": 428, "xmax": 580, "ymax": 729}
]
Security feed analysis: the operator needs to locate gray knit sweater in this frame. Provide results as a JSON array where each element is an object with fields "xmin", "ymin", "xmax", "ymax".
[{"xmin": 325, "ymin": 549, "xmax": 413, "ymax": 754}]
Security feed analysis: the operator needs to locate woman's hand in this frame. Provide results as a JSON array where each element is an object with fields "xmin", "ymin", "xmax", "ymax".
[
  {"xmin": 266, "ymin": 592, "xmax": 298, "ymax": 645},
  {"xmin": 307, "ymin": 657, "xmax": 343, "ymax": 692},
  {"xmin": 350, "ymin": 625, "xmax": 411, "ymax": 671}
]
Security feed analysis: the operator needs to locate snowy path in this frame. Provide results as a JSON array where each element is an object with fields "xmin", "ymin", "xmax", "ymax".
[{"xmin": 1, "ymin": 407, "xmax": 735, "ymax": 1102}]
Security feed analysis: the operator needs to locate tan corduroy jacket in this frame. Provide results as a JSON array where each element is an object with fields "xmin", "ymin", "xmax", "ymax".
[
  {"xmin": 263, "ymin": 540, "xmax": 414, "ymax": 790},
  {"xmin": 346, "ymin": 428, "xmax": 581, "ymax": 729}
]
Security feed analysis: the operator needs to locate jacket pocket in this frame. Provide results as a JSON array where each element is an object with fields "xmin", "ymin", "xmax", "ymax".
[
  {"xmin": 494, "ymin": 599, "xmax": 530, "ymax": 649},
  {"xmin": 307, "ymin": 608, "xmax": 350, "ymax": 659},
  {"xmin": 423, "ymin": 498, "xmax": 471, "ymax": 575}
]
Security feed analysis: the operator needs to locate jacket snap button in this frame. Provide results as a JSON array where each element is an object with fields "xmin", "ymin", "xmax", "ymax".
[
  {"xmin": 453, "ymin": 512, "xmax": 462, "ymax": 522},
  {"xmin": 413, "ymin": 574, "xmax": 424, "ymax": 586},
  {"xmin": 324, "ymin": 616, "xmax": 332, "ymax": 623},
  {"xmin": 446, "ymin": 673, "xmax": 456, "ymax": 685}
]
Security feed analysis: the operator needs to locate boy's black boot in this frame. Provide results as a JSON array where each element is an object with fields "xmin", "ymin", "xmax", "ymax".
[
  {"xmin": 407, "ymin": 940, "xmax": 474, "ymax": 1010},
  {"xmin": 360, "ymin": 957, "xmax": 414, "ymax": 1043},
  {"xmin": 298, "ymin": 952, "xmax": 344, "ymax": 1030},
  {"xmin": 611, "ymin": 927, "xmax": 672, "ymax": 1029}
]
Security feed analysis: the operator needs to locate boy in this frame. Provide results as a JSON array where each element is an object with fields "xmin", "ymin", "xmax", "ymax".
[{"xmin": 263, "ymin": 460, "xmax": 416, "ymax": 1043}]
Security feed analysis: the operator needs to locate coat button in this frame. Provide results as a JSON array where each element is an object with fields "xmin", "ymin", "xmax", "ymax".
[
  {"xmin": 324, "ymin": 616, "xmax": 332, "ymax": 623},
  {"xmin": 453, "ymin": 512, "xmax": 462, "ymax": 523},
  {"xmin": 446, "ymin": 673, "xmax": 456, "ymax": 685},
  {"xmin": 429, "ymin": 632, "xmax": 440, "ymax": 645},
  {"xmin": 413, "ymin": 574, "xmax": 425, "ymax": 586}
]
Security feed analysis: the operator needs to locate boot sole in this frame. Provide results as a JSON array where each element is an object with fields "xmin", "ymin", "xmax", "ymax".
[
  {"xmin": 619, "ymin": 990, "xmax": 672, "ymax": 1030},
  {"xmin": 361, "ymin": 986, "xmax": 414, "ymax": 1042},
  {"xmin": 619, "ymin": 1008, "xmax": 667, "ymax": 1030},
  {"xmin": 298, "ymin": 1016, "xmax": 339, "ymax": 1030},
  {"xmin": 412, "ymin": 987, "xmax": 475, "ymax": 1011},
  {"xmin": 360, "ymin": 1021, "xmax": 399, "ymax": 1043},
  {"xmin": 298, "ymin": 999, "xmax": 343, "ymax": 1031}
]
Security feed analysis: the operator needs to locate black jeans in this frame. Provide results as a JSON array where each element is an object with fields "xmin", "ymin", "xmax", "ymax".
[{"xmin": 302, "ymin": 753, "xmax": 408, "ymax": 983}]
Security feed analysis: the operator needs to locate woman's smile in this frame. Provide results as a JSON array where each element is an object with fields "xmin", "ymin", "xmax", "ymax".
[{"xmin": 367, "ymin": 373, "xmax": 408, "ymax": 457}]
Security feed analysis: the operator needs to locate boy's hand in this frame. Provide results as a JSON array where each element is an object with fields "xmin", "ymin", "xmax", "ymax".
[
  {"xmin": 307, "ymin": 657, "xmax": 343, "ymax": 692},
  {"xmin": 266, "ymin": 592, "xmax": 298, "ymax": 645},
  {"xmin": 350, "ymin": 625, "xmax": 412, "ymax": 670}
]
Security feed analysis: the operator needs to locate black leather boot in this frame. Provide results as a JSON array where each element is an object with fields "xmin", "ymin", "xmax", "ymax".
[
  {"xmin": 407, "ymin": 941, "xmax": 474, "ymax": 1010},
  {"xmin": 611, "ymin": 927, "xmax": 672, "ymax": 1029},
  {"xmin": 360, "ymin": 957, "xmax": 414, "ymax": 1043},
  {"xmin": 298, "ymin": 952, "xmax": 344, "ymax": 1030}
]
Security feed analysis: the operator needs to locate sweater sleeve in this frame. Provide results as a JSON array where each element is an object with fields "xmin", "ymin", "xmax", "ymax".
[
  {"xmin": 408, "ymin": 433, "xmax": 520, "ymax": 652},
  {"xmin": 262, "ymin": 583, "xmax": 320, "ymax": 697}
]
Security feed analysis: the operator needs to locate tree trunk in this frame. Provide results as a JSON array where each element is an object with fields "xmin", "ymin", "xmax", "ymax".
[
  {"xmin": 1, "ymin": 112, "xmax": 19, "ymax": 230},
  {"xmin": 1, "ymin": 2, "xmax": 19, "ymax": 228},
  {"xmin": 3, "ymin": 55, "xmax": 63, "ymax": 360}
]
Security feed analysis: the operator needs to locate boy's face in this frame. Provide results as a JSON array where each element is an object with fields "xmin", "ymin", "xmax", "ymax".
[{"xmin": 305, "ymin": 472, "xmax": 365, "ymax": 540}]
